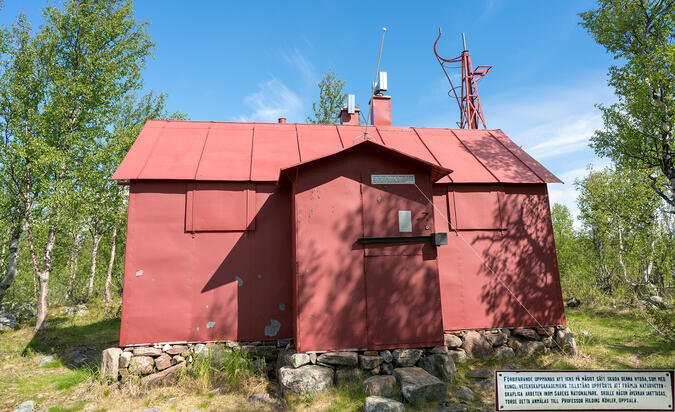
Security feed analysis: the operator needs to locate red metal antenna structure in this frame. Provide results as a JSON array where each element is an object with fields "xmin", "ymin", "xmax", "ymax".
[{"xmin": 434, "ymin": 29, "xmax": 492, "ymax": 129}]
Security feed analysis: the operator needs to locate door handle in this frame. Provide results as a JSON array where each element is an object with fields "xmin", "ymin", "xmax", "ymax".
[{"xmin": 357, "ymin": 232, "xmax": 448, "ymax": 246}]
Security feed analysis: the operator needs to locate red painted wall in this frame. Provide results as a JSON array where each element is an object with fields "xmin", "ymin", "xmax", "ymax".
[
  {"xmin": 291, "ymin": 146, "xmax": 444, "ymax": 352},
  {"xmin": 433, "ymin": 183, "xmax": 566, "ymax": 330},
  {"xmin": 120, "ymin": 180, "xmax": 564, "ymax": 346},
  {"xmin": 120, "ymin": 181, "xmax": 293, "ymax": 346}
]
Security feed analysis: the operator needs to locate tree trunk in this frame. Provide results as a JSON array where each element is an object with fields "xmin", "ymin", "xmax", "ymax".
[
  {"xmin": 34, "ymin": 225, "xmax": 56, "ymax": 331},
  {"xmin": 65, "ymin": 234, "xmax": 81, "ymax": 302},
  {"xmin": 85, "ymin": 232, "xmax": 102, "ymax": 301},
  {"xmin": 104, "ymin": 226, "xmax": 117, "ymax": 305},
  {"xmin": 641, "ymin": 231, "xmax": 659, "ymax": 295},
  {"xmin": 0, "ymin": 225, "xmax": 22, "ymax": 300}
]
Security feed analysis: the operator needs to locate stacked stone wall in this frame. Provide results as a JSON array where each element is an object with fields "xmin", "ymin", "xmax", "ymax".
[{"xmin": 101, "ymin": 326, "xmax": 577, "ymax": 386}]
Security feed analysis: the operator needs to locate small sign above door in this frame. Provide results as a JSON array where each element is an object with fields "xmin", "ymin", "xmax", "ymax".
[{"xmin": 371, "ymin": 174, "xmax": 415, "ymax": 185}]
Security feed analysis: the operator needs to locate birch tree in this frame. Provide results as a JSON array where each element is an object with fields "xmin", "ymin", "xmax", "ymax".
[{"xmin": 580, "ymin": 1, "xmax": 675, "ymax": 211}]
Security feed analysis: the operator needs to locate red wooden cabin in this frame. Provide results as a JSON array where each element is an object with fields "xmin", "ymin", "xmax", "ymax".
[{"xmin": 112, "ymin": 97, "xmax": 565, "ymax": 352}]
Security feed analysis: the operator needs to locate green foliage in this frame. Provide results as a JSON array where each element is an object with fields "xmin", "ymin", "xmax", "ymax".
[
  {"xmin": 307, "ymin": 69, "xmax": 348, "ymax": 124},
  {"xmin": 551, "ymin": 203, "xmax": 597, "ymax": 301},
  {"xmin": 54, "ymin": 368, "xmax": 93, "ymax": 390},
  {"xmin": 183, "ymin": 346, "xmax": 255, "ymax": 392},
  {"xmin": 643, "ymin": 304, "xmax": 675, "ymax": 340},
  {"xmin": 579, "ymin": 1, "xmax": 675, "ymax": 209},
  {"xmin": 0, "ymin": 0, "xmax": 186, "ymax": 319},
  {"xmin": 574, "ymin": 166, "xmax": 671, "ymax": 302},
  {"xmin": 551, "ymin": 164, "xmax": 674, "ymax": 338}
]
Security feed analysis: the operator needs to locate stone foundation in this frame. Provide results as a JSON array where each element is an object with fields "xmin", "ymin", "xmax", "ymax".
[
  {"xmin": 446, "ymin": 325, "xmax": 578, "ymax": 360},
  {"xmin": 101, "ymin": 326, "xmax": 577, "ymax": 389}
]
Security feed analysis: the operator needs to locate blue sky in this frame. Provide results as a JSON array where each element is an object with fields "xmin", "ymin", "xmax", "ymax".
[{"xmin": 2, "ymin": 1, "xmax": 616, "ymax": 217}]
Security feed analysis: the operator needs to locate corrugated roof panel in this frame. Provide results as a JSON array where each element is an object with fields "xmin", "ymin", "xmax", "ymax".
[
  {"xmin": 296, "ymin": 124, "xmax": 343, "ymax": 163},
  {"xmin": 113, "ymin": 120, "xmax": 561, "ymax": 184},
  {"xmin": 112, "ymin": 120, "xmax": 166, "ymax": 180},
  {"xmin": 250, "ymin": 124, "xmax": 300, "ymax": 181},
  {"xmin": 452, "ymin": 129, "xmax": 543, "ymax": 183},
  {"xmin": 137, "ymin": 126, "xmax": 208, "ymax": 180},
  {"xmin": 489, "ymin": 130, "xmax": 562, "ymax": 183},
  {"xmin": 195, "ymin": 124, "xmax": 253, "ymax": 181},
  {"xmin": 336, "ymin": 125, "xmax": 385, "ymax": 147},
  {"xmin": 377, "ymin": 127, "xmax": 439, "ymax": 165},
  {"xmin": 415, "ymin": 127, "xmax": 497, "ymax": 183}
]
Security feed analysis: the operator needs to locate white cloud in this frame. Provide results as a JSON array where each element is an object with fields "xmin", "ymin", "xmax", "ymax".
[
  {"xmin": 526, "ymin": 112, "xmax": 602, "ymax": 159},
  {"xmin": 233, "ymin": 78, "xmax": 302, "ymax": 123},
  {"xmin": 281, "ymin": 48, "xmax": 315, "ymax": 86}
]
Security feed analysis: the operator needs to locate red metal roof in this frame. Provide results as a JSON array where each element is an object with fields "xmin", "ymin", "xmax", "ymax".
[
  {"xmin": 278, "ymin": 139, "xmax": 453, "ymax": 183},
  {"xmin": 112, "ymin": 120, "xmax": 562, "ymax": 184}
]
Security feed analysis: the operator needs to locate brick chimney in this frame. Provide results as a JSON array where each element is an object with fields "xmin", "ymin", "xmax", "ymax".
[
  {"xmin": 369, "ymin": 95, "xmax": 391, "ymax": 126},
  {"xmin": 339, "ymin": 107, "xmax": 360, "ymax": 125}
]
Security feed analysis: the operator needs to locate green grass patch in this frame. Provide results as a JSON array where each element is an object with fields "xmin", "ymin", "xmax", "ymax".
[
  {"xmin": 566, "ymin": 306, "xmax": 675, "ymax": 369},
  {"xmin": 54, "ymin": 369, "xmax": 93, "ymax": 390}
]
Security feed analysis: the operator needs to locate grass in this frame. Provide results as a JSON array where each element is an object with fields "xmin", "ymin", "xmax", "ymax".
[{"xmin": 0, "ymin": 302, "xmax": 672, "ymax": 411}]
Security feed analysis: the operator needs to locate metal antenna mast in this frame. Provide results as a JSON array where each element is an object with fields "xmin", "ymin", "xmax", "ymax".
[{"xmin": 434, "ymin": 29, "xmax": 492, "ymax": 129}]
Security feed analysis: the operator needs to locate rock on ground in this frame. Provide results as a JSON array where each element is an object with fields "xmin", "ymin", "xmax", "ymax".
[
  {"xmin": 363, "ymin": 375, "xmax": 397, "ymax": 398},
  {"xmin": 494, "ymin": 346, "xmax": 515, "ymax": 359},
  {"xmin": 392, "ymin": 349, "xmax": 423, "ymax": 367},
  {"xmin": 566, "ymin": 297, "xmax": 582, "ymax": 307},
  {"xmin": 316, "ymin": 351, "xmax": 358, "ymax": 367},
  {"xmin": 380, "ymin": 362, "xmax": 394, "ymax": 375},
  {"xmin": 393, "ymin": 367, "xmax": 447, "ymax": 405},
  {"xmin": 13, "ymin": 400, "xmax": 35, "ymax": 412},
  {"xmin": 279, "ymin": 365, "xmax": 334, "ymax": 394},
  {"xmin": 132, "ymin": 347, "xmax": 162, "ymax": 357},
  {"xmin": 444, "ymin": 333, "xmax": 462, "ymax": 348},
  {"xmin": 0, "ymin": 312, "xmax": 17, "ymax": 331},
  {"xmin": 166, "ymin": 345, "xmax": 188, "ymax": 355},
  {"xmin": 364, "ymin": 396, "xmax": 405, "ymax": 412},
  {"xmin": 154, "ymin": 353, "xmax": 171, "ymax": 371},
  {"xmin": 247, "ymin": 393, "xmax": 286, "ymax": 410},
  {"xmin": 38, "ymin": 355, "xmax": 56, "ymax": 367},
  {"xmin": 64, "ymin": 304, "xmax": 88, "ymax": 316},
  {"xmin": 418, "ymin": 353, "xmax": 456, "ymax": 381},
  {"xmin": 649, "ymin": 295, "xmax": 673, "ymax": 309},
  {"xmin": 466, "ymin": 368, "xmax": 492, "ymax": 379},
  {"xmin": 461, "ymin": 331, "xmax": 492, "ymax": 358},
  {"xmin": 359, "ymin": 354, "xmax": 384, "ymax": 369},
  {"xmin": 485, "ymin": 331, "xmax": 508, "ymax": 346},
  {"xmin": 379, "ymin": 350, "xmax": 393, "ymax": 363},
  {"xmin": 456, "ymin": 385, "xmax": 475, "ymax": 401},
  {"xmin": 141, "ymin": 363, "xmax": 184, "ymax": 387},
  {"xmin": 512, "ymin": 338, "xmax": 547, "ymax": 357},
  {"xmin": 119, "ymin": 351, "xmax": 132, "ymax": 368},
  {"xmin": 513, "ymin": 327, "xmax": 539, "ymax": 341},
  {"xmin": 448, "ymin": 349, "xmax": 468, "ymax": 363},
  {"xmin": 129, "ymin": 356, "xmax": 154, "ymax": 375},
  {"xmin": 100, "ymin": 348, "xmax": 122, "ymax": 379},
  {"xmin": 290, "ymin": 353, "xmax": 310, "ymax": 368},
  {"xmin": 555, "ymin": 327, "xmax": 578, "ymax": 356}
]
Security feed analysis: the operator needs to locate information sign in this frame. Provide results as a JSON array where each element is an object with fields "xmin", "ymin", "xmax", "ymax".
[
  {"xmin": 496, "ymin": 370, "xmax": 674, "ymax": 411},
  {"xmin": 371, "ymin": 174, "xmax": 415, "ymax": 185}
]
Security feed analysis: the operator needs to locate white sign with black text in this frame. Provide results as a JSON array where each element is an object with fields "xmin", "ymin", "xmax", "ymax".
[
  {"xmin": 370, "ymin": 174, "xmax": 415, "ymax": 185},
  {"xmin": 496, "ymin": 370, "xmax": 674, "ymax": 411}
]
